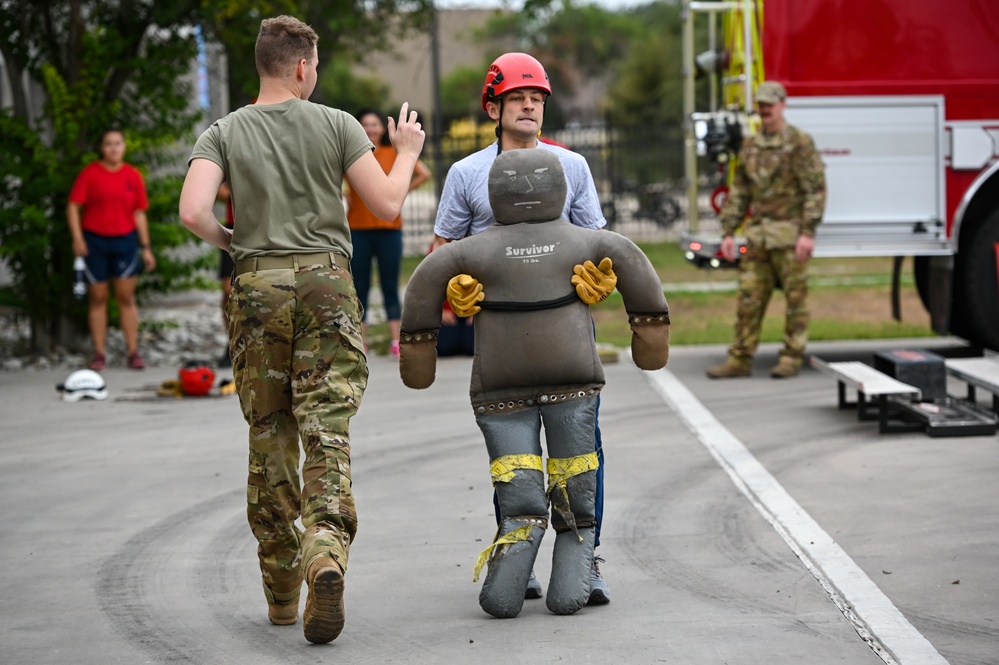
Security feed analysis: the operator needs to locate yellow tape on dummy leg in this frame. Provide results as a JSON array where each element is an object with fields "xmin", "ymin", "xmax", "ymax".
[
  {"xmin": 546, "ymin": 452, "xmax": 599, "ymax": 541},
  {"xmin": 490, "ymin": 454, "xmax": 543, "ymax": 484},
  {"xmin": 473, "ymin": 454, "xmax": 544, "ymax": 581},
  {"xmin": 473, "ymin": 524, "xmax": 535, "ymax": 582}
]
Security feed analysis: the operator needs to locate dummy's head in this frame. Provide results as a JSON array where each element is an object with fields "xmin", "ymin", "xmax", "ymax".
[{"xmin": 488, "ymin": 149, "xmax": 566, "ymax": 225}]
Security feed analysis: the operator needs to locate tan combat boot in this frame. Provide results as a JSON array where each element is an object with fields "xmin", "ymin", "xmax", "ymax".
[
  {"xmin": 706, "ymin": 357, "xmax": 752, "ymax": 379},
  {"xmin": 268, "ymin": 597, "xmax": 299, "ymax": 625},
  {"xmin": 770, "ymin": 356, "xmax": 802, "ymax": 378},
  {"xmin": 303, "ymin": 556, "xmax": 346, "ymax": 644}
]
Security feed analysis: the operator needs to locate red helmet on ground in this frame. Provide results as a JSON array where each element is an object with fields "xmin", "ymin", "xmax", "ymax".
[
  {"xmin": 481, "ymin": 52, "xmax": 552, "ymax": 112},
  {"xmin": 179, "ymin": 362, "xmax": 216, "ymax": 397}
]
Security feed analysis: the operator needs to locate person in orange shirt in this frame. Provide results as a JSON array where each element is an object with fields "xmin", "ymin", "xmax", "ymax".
[{"xmin": 346, "ymin": 108, "xmax": 431, "ymax": 356}]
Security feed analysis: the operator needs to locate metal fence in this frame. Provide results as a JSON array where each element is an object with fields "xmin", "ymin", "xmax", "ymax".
[{"xmin": 399, "ymin": 122, "xmax": 694, "ymax": 256}]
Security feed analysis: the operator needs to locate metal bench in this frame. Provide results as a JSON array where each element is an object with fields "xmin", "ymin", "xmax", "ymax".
[
  {"xmin": 811, "ymin": 357, "xmax": 923, "ymax": 433},
  {"xmin": 945, "ymin": 356, "xmax": 999, "ymax": 415}
]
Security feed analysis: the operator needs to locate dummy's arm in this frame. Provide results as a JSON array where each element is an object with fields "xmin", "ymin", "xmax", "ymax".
[
  {"xmin": 597, "ymin": 236, "xmax": 670, "ymax": 370},
  {"xmin": 629, "ymin": 313, "xmax": 670, "ymax": 370},
  {"xmin": 400, "ymin": 247, "xmax": 465, "ymax": 388},
  {"xmin": 571, "ymin": 257, "xmax": 617, "ymax": 304},
  {"xmin": 446, "ymin": 274, "xmax": 484, "ymax": 317},
  {"xmin": 399, "ymin": 330, "xmax": 439, "ymax": 389}
]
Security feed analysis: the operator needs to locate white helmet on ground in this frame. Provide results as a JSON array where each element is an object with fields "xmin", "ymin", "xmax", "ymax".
[{"xmin": 57, "ymin": 369, "xmax": 109, "ymax": 402}]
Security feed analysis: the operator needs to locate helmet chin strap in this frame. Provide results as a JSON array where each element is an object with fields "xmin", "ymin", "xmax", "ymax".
[{"xmin": 495, "ymin": 96, "xmax": 505, "ymax": 156}]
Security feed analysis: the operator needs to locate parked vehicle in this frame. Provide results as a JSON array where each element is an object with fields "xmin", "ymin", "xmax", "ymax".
[{"xmin": 680, "ymin": 0, "xmax": 999, "ymax": 351}]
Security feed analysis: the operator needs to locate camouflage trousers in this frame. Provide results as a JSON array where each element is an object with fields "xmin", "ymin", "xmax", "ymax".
[
  {"xmin": 226, "ymin": 262, "xmax": 368, "ymax": 606},
  {"xmin": 729, "ymin": 244, "xmax": 810, "ymax": 363}
]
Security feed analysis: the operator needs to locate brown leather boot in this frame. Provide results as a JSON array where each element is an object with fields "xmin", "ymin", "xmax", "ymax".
[
  {"xmin": 303, "ymin": 557, "xmax": 345, "ymax": 644},
  {"xmin": 770, "ymin": 356, "xmax": 802, "ymax": 378},
  {"xmin": 268, "ymin": 598, "xmax": 299, "ymax": 625},
  {"xmin": 706, "ymin": 358, "xmax": 752, "ymax": 378}
]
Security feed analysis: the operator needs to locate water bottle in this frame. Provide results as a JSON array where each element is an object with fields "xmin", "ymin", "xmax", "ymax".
[{"xmin": 73, "ymin": 256, "xmax": 87, "ymax": 300}]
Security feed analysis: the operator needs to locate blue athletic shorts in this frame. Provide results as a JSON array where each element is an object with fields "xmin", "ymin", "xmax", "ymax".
[{"xmin": 83, "ymin": 230, "xmax": 143, "ymax": 283}]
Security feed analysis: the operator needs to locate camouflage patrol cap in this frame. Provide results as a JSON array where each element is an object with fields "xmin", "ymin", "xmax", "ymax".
[{"xmin": 756, "ymin": 81, "xmax": 787, "ymax": 104}]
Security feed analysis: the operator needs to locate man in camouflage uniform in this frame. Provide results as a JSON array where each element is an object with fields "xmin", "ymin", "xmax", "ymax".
[
  {"xmin": 707, "ymin": 80, "xmax": 827, "ymax": 379},
  {"xmin": 178, "ymin": 15, "xmax": 425, "ymax": 643}
]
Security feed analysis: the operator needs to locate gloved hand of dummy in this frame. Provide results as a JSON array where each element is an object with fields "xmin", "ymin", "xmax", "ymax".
[
  {"xmin": 571, "ymin": 258, "xmax": 617, "ymax": 304},
  {"xmin": 629, "ymin": 316, "xmax": 670, "ymax": 370},
  {"xmin": 446, "ymin": 274, "xmax": 484, "ymax": 317},
  {"xmin": 399, "ymin": 336, "xmax": 439, "ymax": 389}
]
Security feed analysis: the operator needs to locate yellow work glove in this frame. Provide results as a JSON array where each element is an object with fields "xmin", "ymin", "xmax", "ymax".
[
  {"xmin": 571, "ymin": 257, "xmax": 617, "ymax": 304},
  {"xmin": 446, "ymin": 274, "xmax": 484, "ymax": 317}
]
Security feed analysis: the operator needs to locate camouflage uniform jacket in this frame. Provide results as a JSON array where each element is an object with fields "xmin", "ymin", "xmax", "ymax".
[{"xmin": 720, "ymin": 123, "xmax": 826, "ymax": 249}]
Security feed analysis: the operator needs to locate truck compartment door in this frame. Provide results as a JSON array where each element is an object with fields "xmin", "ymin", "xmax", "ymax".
[{"xmin": 785, "ymin": 95, "xmax": 949, "ymax": 258}]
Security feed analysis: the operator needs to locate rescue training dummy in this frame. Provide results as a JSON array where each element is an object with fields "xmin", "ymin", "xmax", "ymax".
[{"xmin": 399, "ymin": 149, "xmax": 670, "ymax": 618}]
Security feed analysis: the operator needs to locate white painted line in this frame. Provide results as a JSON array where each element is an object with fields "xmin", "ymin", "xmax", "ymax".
[{"xmin": 644, "ymin": 367, "xmax": 949, "ymax": 665}]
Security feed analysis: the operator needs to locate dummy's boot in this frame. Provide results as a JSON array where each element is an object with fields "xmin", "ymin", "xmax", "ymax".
[
  {"xmin": 547, "ymin": 526, "xmax": 597, "ymax": 615},
  {"xmin": 478, "ymin": 517, "xmax": 547, "ymax": 618}
]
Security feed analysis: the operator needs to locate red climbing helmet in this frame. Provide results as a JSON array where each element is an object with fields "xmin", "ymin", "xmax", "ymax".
[
  {"xmin": 179, "ymin": 361, "xmax": 216, "ymax": 397},
  {"xmin": 481, "ymin": 52, "xmax": 552, "ymax": 112}
]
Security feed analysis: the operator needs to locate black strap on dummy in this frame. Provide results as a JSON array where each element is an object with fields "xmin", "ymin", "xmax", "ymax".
[{"xmin": 479, "ymin": 292, "xmax": 578, "ymax": 312}]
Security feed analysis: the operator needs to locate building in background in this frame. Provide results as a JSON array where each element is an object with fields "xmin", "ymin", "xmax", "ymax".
[{"xmin": 354, "ymin": 9, "xmax": 503, "ymax": 121}]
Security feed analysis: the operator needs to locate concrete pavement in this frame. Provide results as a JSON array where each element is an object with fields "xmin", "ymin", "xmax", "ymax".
[{"xmin": 0, "ymin": 337, "xmax": 996, "ymax": 664}]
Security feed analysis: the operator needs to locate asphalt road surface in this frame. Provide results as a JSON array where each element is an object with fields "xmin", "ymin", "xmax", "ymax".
[{"xmin": 1, "ymin": 337, "xmax": 996, "ymax": 665}]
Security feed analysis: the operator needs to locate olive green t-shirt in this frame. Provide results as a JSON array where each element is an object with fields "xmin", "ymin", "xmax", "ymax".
[{"xmin": 189, "ymin": 99, "xmax": 373, "ymax": 260}]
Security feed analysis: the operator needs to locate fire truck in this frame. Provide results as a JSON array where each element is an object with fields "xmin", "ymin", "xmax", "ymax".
[{"xmin": 680, "ymin": 0, "xmax": 999, "ymax": 351}]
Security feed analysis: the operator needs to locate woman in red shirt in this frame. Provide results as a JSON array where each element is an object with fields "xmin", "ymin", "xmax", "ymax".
[
  {"xmin": 346, "ymin": 109, "xmax": 431, "ymax": 356},
  {"xmin": 67, "ymin": 129, "xmax": 156, "ymax": 371}
]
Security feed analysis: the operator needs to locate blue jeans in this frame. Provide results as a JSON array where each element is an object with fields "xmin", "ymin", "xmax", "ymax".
[{"xmin": 350, "ymin": 229, "xmax": 403, "ymax": 322}]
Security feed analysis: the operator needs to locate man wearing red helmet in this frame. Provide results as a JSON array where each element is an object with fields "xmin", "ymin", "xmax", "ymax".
[
  {"xmin": 433, "ymin": 53, "xmax": 606, "ymax": 244},
  {"xmin": 432, "ymin": 52, "xmax": 613, "ymax": 606}
]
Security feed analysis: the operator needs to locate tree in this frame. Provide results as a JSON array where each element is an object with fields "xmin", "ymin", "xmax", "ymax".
[
  {"xmin": 204, "ymin": 0, "xmax": 437, "ymax": 110},
  {"xmin": 0, "ymin": 1, "xmax": 441, "ymax": 354},
  {"xmin": 607, "ymin": 2, "xmax": 688, "ymax": 126},
  {"xmin": 440, "ymin": 63, "xmax": 490, "ymax": 124},
  {"xmin": 318, "ymin": 59, "xmax": 391, "ymax": 115},
  {"xmin": 0, "ymin": 0, "xmax": 206, "ymax": 353},
  {"xmin": 476, "ymin": 1, "xmax": 644, "ymax": 126}
]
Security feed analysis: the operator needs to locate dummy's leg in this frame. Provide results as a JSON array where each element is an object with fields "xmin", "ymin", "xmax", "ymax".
[
  {"xmin": 543, "ymin": 395, "xmax": 599, "ymax": 615},
  {"xmin": 474, "ymin": 408, "xmax": 548, "ymax": 618}
]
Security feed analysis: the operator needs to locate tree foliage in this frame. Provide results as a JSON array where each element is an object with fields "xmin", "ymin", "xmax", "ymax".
[
  {"xmin": 203, "ymin": 0, "xmax": 436, "ymax": 109},
  {"xmin": 318, "ymin": 58, "xmax": 392, "ymax": 116},
  {"xmin": 0, "ymin": 0, "xmax": 206, "ymax": 352},
  {"xmin": 470, "ymin": 1, "xmax": 681, "ymax": 128},
  {"xmin": 0, "ymin": 0, "xmax": 440, "ymax": 353},
  {"xmin": 604, "ymin": 7, "xmax": 685, "ymax": 127}
]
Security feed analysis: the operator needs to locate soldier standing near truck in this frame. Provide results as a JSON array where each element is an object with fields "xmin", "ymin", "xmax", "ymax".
[{"xmin": 706, "ymin": 81, "xmax": 827, "ymax": 379}]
